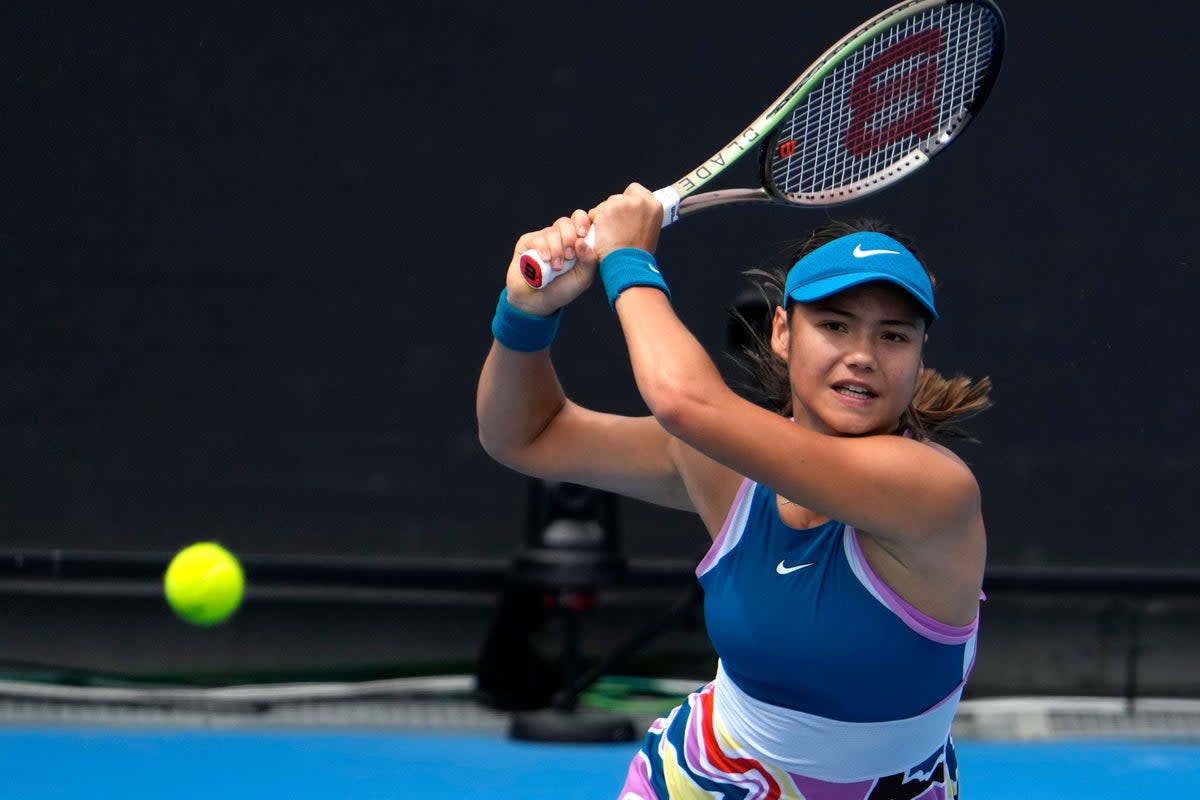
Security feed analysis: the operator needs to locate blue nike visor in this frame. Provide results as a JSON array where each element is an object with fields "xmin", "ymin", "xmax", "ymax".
[{"xmin": 784, "ymin": 231, "xmax": 938, "ymax": 322}]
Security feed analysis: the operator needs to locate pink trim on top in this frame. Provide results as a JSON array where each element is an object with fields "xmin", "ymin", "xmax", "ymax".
[
  {"xmin": 695, "ymin": 478, "xmax": 754, "ymax": 577},
  {"xmin": 846, "ymin": 527, "xmax": 978, "ymax": 645}
]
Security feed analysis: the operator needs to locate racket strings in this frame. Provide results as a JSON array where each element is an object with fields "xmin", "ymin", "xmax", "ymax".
[{"xmin": 771, "ymin": 2, "xmax": 1000, "ymax": 202}]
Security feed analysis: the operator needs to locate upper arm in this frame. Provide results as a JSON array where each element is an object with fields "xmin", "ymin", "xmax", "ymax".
[
  {"xmin": 658, "ymin": 388, "xmax": 981, "ymax": 545},
  {"xmin": 488, "ymin": 399, "xmax": 696, "ymax": 512},
  {"xmin": 486, "ymin": 400, "xmax": 744, "ymax": 532}
]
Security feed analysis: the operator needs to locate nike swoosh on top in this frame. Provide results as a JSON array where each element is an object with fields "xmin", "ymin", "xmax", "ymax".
[
  {"xmin": 852, "ymin": 243, "xmax": 900, "ymax": 258},
  {"xmin": 776, "ymin": 560, "xmax": 814, "ymax": 575}
]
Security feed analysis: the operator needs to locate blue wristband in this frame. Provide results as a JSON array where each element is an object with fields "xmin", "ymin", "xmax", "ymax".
[
  {"xmin": 491, "ymin": 289, "xmax": 561, "ymax": 352},
  {"xmin": 599, "ymin": 247, "xmax": 670, "ymax": 310}
]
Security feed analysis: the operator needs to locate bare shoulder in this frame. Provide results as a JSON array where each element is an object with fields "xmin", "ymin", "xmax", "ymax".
[
  {"xmin": 914, "ymin": 437, "xmax": 982, "ymax": 494},
  {"xmin": 923, "ymin": 438, "xmax": 970, "ymax": 467},
  {"xmin": 860, "ymin": 438, "xmax": 986, "ymax": 624},
  {"xmin": 900, "ymin": 436, "xmax": 986, "ymax": 564},
  {"xmin": 857, "ymin": 434, "xmax": 983, "ymax": 551}
]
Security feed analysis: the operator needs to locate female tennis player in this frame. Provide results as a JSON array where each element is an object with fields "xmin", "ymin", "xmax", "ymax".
[{"xmin": 477, "ymin": 183, "xmax": 992, "ymax": 799}]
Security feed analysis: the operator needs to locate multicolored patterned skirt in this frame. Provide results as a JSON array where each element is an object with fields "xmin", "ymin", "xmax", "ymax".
[{"xmin": 617, "ymin": 682, "xmax": 959, "ymax": 800}]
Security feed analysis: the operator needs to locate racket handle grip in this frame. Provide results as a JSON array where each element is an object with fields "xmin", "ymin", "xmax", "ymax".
[{"xmin": 520, "ymin": 187, "xmax": 681, "ymax": 289}]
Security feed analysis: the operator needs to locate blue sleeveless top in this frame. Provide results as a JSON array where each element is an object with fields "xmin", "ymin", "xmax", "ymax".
[{"xmin": 697, "ymin": 480, "xmax": 977, "ymax": 723}]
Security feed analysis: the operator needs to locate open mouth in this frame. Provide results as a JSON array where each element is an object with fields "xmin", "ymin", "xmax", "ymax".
[{"xmin": 833, "ymin": 384, "xmax": 877, "ymax": 400}]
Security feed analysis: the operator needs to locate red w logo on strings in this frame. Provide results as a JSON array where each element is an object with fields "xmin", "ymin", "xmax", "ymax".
[{"xmin": 845, "ymin": 27, "xmax": 942, "ymax": 157}]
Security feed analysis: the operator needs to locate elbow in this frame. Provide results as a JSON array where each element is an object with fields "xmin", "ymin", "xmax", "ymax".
[
  {"xmin": 475, "ymin": 406, "xmax": 519, "ymax": 466},
  {"xmin": 477, "ymin": 427, "xmax": 529, "ymax": 475},
  {"xmin": 641, "ymin": 376, "xmax": 707, "ymax": 440},
  {"xmin": 476, "ymin": 426, "xmax": 503, "ymax": 463},
  {"xmin": 477, "ymin": 421, "xmax": 529, "ymax": 470},
  {"xmin": 476, "ymin": 402, "xmax": 562, "ymax": 472}
]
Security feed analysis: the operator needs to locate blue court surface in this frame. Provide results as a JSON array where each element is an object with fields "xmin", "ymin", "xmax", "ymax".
[{"xmin": 2, "ymin": 727, "xmax": 1198, "ymax": 798}]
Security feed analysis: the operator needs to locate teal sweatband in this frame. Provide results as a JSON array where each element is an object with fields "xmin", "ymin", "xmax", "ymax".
[
  {"xmin": 599, "ymin": 247, "xmax": 670, "ymax": 310},
  {"xmin": 491, "ymin": 289, "xmax": 561, "ymax": 352}
]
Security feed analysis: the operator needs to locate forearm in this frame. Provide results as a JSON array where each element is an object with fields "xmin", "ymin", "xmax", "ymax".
[
  {"xmin": 613, "ymin": 287, "xmax": 729, "ymax": 434},
  {"xmin": 586, "ymin": 185, "xmax": 730, "ymax": 431}
]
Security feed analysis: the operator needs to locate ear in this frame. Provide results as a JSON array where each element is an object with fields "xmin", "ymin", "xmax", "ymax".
[{"xmin": 770, "ymin": 306, "xmax": 790, "ymax": 360}]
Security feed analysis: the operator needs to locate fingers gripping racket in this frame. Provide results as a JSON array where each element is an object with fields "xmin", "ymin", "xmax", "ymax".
[{"xmin": 521, "ymin": 0, "xmax": 1005, "ymax": 288}]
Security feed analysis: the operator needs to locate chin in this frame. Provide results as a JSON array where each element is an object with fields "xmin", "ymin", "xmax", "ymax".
[
  {"xmin": 824, "ymin": 414, "xmax": 891, "ymax": 437},
  {"xmin": 834, "ymin": 425, "xmax": 879, "ymax": 437}
]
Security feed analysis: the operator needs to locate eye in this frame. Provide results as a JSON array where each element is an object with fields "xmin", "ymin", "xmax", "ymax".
[
  {"xmin": 881, "ymin": 330, "xmax": 909, "ymax": 343},
  {"xmin": 819, "ymin": 321, "xmax": 848, "ymax": 333}
]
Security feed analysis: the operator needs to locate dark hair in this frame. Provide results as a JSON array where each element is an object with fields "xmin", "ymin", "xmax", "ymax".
[{"xmin": 730, "ymin": 218, "xmax": 993, "ymax": 442}]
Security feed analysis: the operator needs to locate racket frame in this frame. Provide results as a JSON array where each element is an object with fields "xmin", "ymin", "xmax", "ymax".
[
  {"xmin": 521, "ymin": 0, "xmax": 1006, "ymax": 287},
  {"xmin": 672, "ymin": 0, "xmax": 1005, "ymax": 217}
]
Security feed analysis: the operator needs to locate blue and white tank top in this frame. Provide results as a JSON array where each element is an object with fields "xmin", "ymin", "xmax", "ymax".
[{"xmin": 689, "ymin": 478, "xmax": 978, "ymax": 782}]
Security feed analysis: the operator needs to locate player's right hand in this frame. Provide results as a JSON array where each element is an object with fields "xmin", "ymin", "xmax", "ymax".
[{"xmin": 505, "ymin": 209, "xmax": 596, "ymax": 316}]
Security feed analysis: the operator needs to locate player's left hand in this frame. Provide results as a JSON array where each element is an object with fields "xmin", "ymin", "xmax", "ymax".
[{"xmin": 589, "ymin": 183, "xmax": 663, "ymax": 260}]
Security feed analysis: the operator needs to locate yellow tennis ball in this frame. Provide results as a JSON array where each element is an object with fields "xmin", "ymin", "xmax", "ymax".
[{"xmin": 163, "ymin": 542, "xmax": 245, "ymax": 626}]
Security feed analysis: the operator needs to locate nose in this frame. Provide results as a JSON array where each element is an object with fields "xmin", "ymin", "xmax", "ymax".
[{"xmin": 844, "ymin": 335, "xmax": 878, "ymax": 372}]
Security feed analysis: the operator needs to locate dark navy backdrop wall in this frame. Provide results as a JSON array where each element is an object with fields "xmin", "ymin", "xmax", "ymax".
[{"xmin": 5, "ymin": 2, "xmax": 1195, "ymax": 567}]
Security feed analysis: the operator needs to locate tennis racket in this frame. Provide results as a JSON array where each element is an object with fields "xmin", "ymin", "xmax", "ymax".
[{"xmin": 521, "ymin": 0, "xmax": 1005, "ymax": 288}]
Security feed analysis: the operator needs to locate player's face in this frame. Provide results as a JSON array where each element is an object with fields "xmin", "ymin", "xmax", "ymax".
[{"xmin": 772, "ymin": 282, "xmax": 926, "ymax": 437}]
